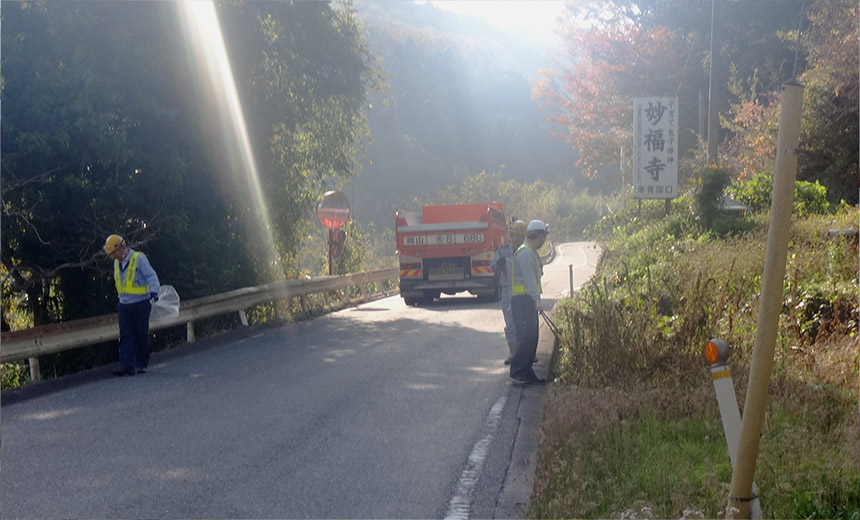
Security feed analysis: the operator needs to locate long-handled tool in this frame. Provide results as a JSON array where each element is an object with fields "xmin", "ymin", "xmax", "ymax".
[{"xmin": 539, "ymin": 309, "xmax": 562, "ymax": 340}]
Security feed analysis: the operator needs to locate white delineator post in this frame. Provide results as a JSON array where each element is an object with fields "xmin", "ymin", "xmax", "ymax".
[
  {"xmin": 569, "ymin": 264, "xmax": 574, "ymax": 296},
  {"xmin": 706, "ymin": 339, "xmax": 762, "ymax": 518}
]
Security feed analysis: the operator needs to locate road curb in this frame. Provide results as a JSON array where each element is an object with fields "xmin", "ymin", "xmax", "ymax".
[{"xmin": 493, "ymin": 312, "xmax": 557, "ymax": 519}]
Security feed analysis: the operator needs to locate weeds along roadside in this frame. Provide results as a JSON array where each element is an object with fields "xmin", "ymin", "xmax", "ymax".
[{"xmin": 532, "ymin": 197, "xmax": 859, "ymax": 518}]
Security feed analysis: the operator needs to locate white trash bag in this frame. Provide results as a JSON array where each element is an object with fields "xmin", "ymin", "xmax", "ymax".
[{"xmin": 150, "ymin": 285, "xmax": 180, "ymax": 323}]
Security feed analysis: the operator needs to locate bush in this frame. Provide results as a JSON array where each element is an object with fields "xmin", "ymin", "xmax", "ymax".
[
  {"xmin": 1, "ymin": 362, "xmax": 29, "ymax": 390},
  {"xmin": 731, "ymin": 171, "xmax": 774, "ymax": 212},
  {"xmin": 730, "ymin": 172, "xmax": 832, "ymax": 215},
  {"xmin": 692, "ymin": 167, "xmax": 732, "ymax": 231},
  {"xmin": 794, "ymin": 179, "xmax": 831, "ymax": 216},
  {"xmin": 546, "ymin": 204, "xmax": 858, "ymax": 518}
]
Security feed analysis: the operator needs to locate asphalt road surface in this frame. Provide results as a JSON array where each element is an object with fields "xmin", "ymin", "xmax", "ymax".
[{"xmin": 0, "ymin": 242, "xmax": 600, "ymax": 519}]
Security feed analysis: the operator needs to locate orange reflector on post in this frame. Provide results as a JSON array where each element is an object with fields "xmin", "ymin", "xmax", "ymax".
[{"xmin": 705, "ymin": 341, "xmax": 720, "ymax": 364}]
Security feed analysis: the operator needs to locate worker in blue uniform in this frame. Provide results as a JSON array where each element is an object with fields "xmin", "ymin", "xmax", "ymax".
[
  {"xmin": 509, "ymin": 220, "xmax": 548, "ymax": 385},
  {"xmin": 104, "ymin": 234, "xmax": 160, "ymax": 376},
  {"xmin": 491, "ymin": 220, "xmax": 527, "ymax": 364}
]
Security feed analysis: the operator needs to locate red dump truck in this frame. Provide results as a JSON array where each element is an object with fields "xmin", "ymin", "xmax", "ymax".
[{"xmin": 395, "ymin": 202, "xmax": 508, "ymax": 305}]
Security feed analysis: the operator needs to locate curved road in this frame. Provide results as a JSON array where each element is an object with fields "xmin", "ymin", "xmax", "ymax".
[{"xmin": 0, "ymin": 242, "xmax": 600, "ymax": 519}]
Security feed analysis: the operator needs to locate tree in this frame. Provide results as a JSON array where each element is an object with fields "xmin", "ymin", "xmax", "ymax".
[
  {"xmin": 1, "ymin": 0, "xmax": 379, "ymax": 328},
  {"xmin": 535, "ymin": 1, "xmax": 808, "ymax": 183},
  {"xmin": 796, "ymin": 0, "xmax": 858, "ymax": 202},
  {"xmin": 719, "ymin": 0, "xmax": 858, "ymax": 203},
  {"xmin": 2, "ymin": 2, "xmax": 196, "ymax": 323},
  {"xmin": 533, "ymin": 21, "xmax": 686, "ymax": 180}
]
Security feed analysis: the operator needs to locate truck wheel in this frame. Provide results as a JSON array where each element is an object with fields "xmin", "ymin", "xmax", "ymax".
[
  {"xmin": 424, "ymin": 290, "xmax": 441, "ymax": 302},
  {"xmin": 404, "ymin": 296, "xmax": 424, "ymax": 306},
  {"xmin": 481, "ymin": 274, "xmax": 501, "ymax": 302}
]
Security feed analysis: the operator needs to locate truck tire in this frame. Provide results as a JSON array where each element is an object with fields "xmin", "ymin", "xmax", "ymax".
[
  {"xmin": 477, "ymin": 274, "xmax": 502, "ymax": 302},
  {"xmin": 404, "ymin": 295, "xmax": 424, "ymax": 306}
]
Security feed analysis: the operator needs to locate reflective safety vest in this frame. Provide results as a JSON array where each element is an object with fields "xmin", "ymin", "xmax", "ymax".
[
  {"xmin": 511, "ymin": 244, "xmax": 542, "ymax": 295},
  {"xmin": 114, "ymin": 252, "xmax": 149, "ymax": 295}
]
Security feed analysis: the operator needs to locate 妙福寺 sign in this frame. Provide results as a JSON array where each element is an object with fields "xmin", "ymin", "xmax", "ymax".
[{"xmin": 633, "ymin": 97, "xmax": 678, "ymax": 199}]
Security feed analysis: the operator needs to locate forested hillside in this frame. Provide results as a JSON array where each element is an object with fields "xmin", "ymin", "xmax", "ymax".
[
  {"xmin": 1, "ymin": 1, "xmax": 378, "ymax": 327},
  {"xmin": 2, "ymin": 0, "xmax": 857, "ymax": 351},
  {"xmin": 351, "ymin": 1, "xmax": 581, "ymax": 225},
  {"xmin": 534, "ymin": 0, "xmax": 858, "ymax": 202}
]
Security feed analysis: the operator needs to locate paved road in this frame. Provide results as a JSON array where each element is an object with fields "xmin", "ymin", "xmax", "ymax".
[{"xmin": 0, "ymin": 242, "xmax": 600, "ymax": 519}]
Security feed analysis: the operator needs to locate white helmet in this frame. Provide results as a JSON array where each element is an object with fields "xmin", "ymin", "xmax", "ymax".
[{"xmin": 526, "ymin": 220, "xmax": 547, "ymax": 236}]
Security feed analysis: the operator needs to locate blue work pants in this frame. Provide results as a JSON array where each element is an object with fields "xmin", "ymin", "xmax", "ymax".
[
  {"xmin": 501, "ymin": 287, "xmax": 516, "ymax": 344},
  {"xmin": 117, "ymin": 300, "xmax": 152, "ymax": 371},
  {"xmin": 510, "ymin": 294, "xmax": 539, "ymax": 381}
]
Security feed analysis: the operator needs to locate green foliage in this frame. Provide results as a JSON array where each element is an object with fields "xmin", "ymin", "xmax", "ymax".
[
  {"xmin": 541, "ymin": 201, "xmax": 858, "ymax": 518},
  {"xmin": 730, "ymin": 171, "xmax": 775, "ymax": 212},
  {"xmin": 730, "ymin": 172, "xmax": 832, "ymax": 216},
  {"xmin": 532, "ymin": 383, "xmax": 859, "ymax": 518},
  {"xmin": 532, "ymin": 409, "xmax": 729, "ymax": 518},
  {"xmin": 298, "ymin": 219, "xmax": 395, "ymax": 278},
  {"xmin": 794, "ymin": 179, "xmax": 831, "ymax": 216},
  {"xmin": 1, "ymin": 362, "xmax": 29, "ymax": 390},
  {"xmin": 796, "ymin": 0, "xmax": 859, "ymax": 204},
  {"xmin": 692, "ymin": 167, "xmax": 732, "ymax": 231},
  {"xmin": 2, "ymin": 0, "xmax": 378, "ymax": 331}
]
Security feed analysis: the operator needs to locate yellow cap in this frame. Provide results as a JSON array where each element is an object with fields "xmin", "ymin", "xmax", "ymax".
[
  {"xmin": 511, "ymin": 220, "xmax": 527, "ymax": 236},
  {"xmin": 103, "ymin": 234, "xmax": 125, "ymax": 255}
]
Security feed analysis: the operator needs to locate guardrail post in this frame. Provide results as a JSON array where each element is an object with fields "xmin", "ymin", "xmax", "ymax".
[
  {"xmin": 300, "ymin": 296, "xmax": 308, "ymax": 313},
  {"xmin": 186, "ymin": 322, "xmax": 196, "ymax": 343},
  {"xmin": 238, "ymin": 310, "xmax": 249, "ymax": 326},
  {"xmin": 28, "ymin": 357, "xmax": 41, "ymax": 383}
]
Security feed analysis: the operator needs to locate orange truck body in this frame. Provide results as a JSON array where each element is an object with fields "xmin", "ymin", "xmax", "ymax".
[{"xmin": 395, "ymin": 202, "xmax": 508, "ymax": 305}]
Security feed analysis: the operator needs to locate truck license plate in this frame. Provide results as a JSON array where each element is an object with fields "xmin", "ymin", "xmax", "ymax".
[
  {"xmin": 403, "ymin": 233, "xmax": 483, "ymax": 246},
  {"xmin": 430, "ymin": 232, "xmax": 484, "ymax": 245},
  {"xmin": 429, "ymin": 261, "xmax": 465, "ymax": 280}
]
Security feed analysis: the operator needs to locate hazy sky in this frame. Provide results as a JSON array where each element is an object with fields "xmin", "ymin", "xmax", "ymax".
[{"xmin": 426, "ymin": 0, "xmax": 567, "ymax": 33}]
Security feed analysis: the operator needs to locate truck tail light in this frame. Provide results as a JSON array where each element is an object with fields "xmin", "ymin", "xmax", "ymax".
[
  {"xmin": 400, "ymin": 262, "xmax": 422, "ymax": 278},
  {"xmin": 471, "ymin": 259, "xmax": 492, "ymax": 275}
]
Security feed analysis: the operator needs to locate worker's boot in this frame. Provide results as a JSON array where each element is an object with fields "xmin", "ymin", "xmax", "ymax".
[{"xmin": 504, "ymin": 341, "xmax": 517, "ymax": 365}]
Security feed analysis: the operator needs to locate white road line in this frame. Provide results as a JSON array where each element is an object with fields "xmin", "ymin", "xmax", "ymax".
[
  {"xmin": 550, "ymin": 243, "xmax": 587, "ymax": 268},
  {"xmin": 237, "ymin": 332, "xmax": 266, "ymax": 344},
  {"xmin": 574, "ymin": 245, "xmax": 587, "ymax": 268},
  {"xmin": 550, "ymin": 245, "xmax": 564, "ymax": 265},
  {"xmin": 444, "ymin": 393, "xmax": 508, "ymax": 520}
]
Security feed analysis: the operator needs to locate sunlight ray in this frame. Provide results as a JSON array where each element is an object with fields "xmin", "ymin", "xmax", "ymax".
[{"xmin": 176, "ymin": 0, "xmax": 283, "ymax": 281}]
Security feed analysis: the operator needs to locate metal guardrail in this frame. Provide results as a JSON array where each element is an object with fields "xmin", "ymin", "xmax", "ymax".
[{"xmin": 1, "ymin": 267, "xmax": 399, "ymax": 369}]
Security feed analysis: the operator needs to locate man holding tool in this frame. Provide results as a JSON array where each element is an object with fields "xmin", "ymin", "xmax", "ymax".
[{"xmin": 509, "ymin": 220, "xmax": 548, "ymax": 385}]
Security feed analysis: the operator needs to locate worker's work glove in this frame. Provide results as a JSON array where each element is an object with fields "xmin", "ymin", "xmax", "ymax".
[
  {"xmin": 150, "ymin": 292, "xmax": 159, "ymax": 303},
  {"xmin": 534, "ymin": 299, "xmax": 543, "ymax": 312}
]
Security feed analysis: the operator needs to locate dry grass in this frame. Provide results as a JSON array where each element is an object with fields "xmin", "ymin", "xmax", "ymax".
[{"xmin": 533, "ymin": 208, "xmax": 859, "ymax": 518}]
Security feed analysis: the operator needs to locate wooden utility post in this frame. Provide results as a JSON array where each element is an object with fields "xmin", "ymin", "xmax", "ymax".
[
  {"xmin": 707, "ymin": 0, "xmax": 721, "ymax": 164},
  {"xmin": 725, "ymin": 81, "xmax": 804, "ymax": 519}
]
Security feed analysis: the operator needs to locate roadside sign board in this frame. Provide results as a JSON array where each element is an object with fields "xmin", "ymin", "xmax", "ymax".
[
  {"xmin": 317, "ymin": 190, "xmax": 350, "ymax": 229},
  {"xmin": 633, "ymin": 97, "xmax": 678, "ymax": 199}
]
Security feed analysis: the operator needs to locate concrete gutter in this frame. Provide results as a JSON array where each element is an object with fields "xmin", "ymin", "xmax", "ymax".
[{"xmin": 493, "ymin": 309, "xmax": 557, "ymax": 519}]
